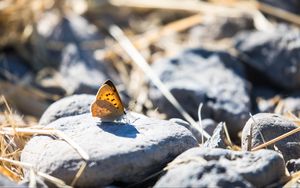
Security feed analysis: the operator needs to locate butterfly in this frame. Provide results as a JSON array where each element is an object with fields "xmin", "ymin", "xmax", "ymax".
[{"xmin": 91, "ymin": 80, "xmax": 126, "ymax": 121}]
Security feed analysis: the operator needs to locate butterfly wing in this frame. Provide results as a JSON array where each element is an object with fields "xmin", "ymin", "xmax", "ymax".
[{"xmin": 91, "ymin": 80, "xmax": 125, "ymax": 120}]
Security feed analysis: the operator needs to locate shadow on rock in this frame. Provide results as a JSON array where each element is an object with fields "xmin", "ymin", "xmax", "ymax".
[{"xmin": 97, "ymin": 122, "xmax": 140, "ymax": 138}]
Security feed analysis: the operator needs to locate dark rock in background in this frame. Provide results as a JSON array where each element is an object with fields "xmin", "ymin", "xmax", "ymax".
[
  {"xmin": 258, "ymin": 0, "xmax": 300, "ymax": 15},
  {"xmin": 154, "ymin": 147, "xmax": 286, "ymax": 188},
  {"xmin": 235, "ymin": 25, "xmax": 300, "ymax": 90},
  {"xmin": 241, "ymin": 113, "xmax": 300, "ymax": 161},
  {"xmin": 34, "ymin": 12, "xmax": 120, "ymax": 95},
  {"xmin": 189, "ymin": 15, "xmax": 254, "ymax": 42},
  {"xmin": 149, "ymin": 48, "xmax": 250, "ymax": 136},
  {"xmin": 201, "ymin": 118, "xmax": 218, "ymax": 136},
  {"xmin": 0, "ymin": 52, "xmax": 32, "ymax": 82}
]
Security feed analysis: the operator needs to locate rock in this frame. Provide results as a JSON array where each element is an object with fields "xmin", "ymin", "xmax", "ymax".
[
  {"xmin": 0, "ymin": 52, "xmax": 32, "ymax": 82},
  {"xmin": 39, "ymin": 94, "xmax": 95, "ymax": 126},
  {"xmin": 258, "ymin": 0, "xmax": 300, "ymax": 15},
  {"xmin": 235, "ymin": 25, "xmax": 300, "ymax": 90},
  {"xmin": 149, "ymin": 48, "xmax": 250, "ymax": 136},
  {"xmin": 0, "ymin": 174, "xmax": 18, "ymax": 187},
  {"xmin": 287, "ymin": 159, "xmax": 300, "ymax": 174},
  {"xmin": 34, "ymin": 12, "xmax": 119, "ymax": 94},
  {"xmin": 155, "ymin": 147, "xmax": 286, "ymax": 188},
  {"xmin": 189, "ymin": 15, "xmax": 254, "ymax": 42},
  {"xmin": 241, "ymin": 113, "xmax": 300, "ymax": 161},
  {"xmin": 155, "ymin": 161, "xmax": 253, "ymax": 188},
  {"xmin": 204, "ymin": 122, "xmax": 231, "ymax": 149},
  {"xmin": 22, "ymin": 112, "xmax": 198, "ymax": 187},
  {"xmin": 276, "ymin": 94, "xmax": 300, "ymax": 115}
]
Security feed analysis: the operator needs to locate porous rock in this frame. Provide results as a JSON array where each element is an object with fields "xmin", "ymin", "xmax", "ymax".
[
  {"xmin": 149, "ymin": 48, "xmax": 250, "ymax": 136},
  {"xmin": 39, "ymin": 94, "xmax": 94, "ymax": 126},
  {"xmin": 22, "ymin": 112, "xmax": 198, "ymax": 187},
  {"xmin": 155, "ymin": 147, "xmax": 286, "ymax": 188},
  {"xmin": 235, "ymin": 25, "xmax": 300, "ymax": 90},
  {"xmin": 241, "ymin": 113, "xmax": 300, "ymax": 161}
]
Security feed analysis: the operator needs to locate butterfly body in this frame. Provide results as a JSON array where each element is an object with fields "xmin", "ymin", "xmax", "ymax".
[{"xmin": 91, "ymin": 80, "xmax": 125, "ymax": 121}]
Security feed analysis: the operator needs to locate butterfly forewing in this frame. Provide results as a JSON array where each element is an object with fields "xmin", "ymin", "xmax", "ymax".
[{"xmin": 91, "ymin": 80, "xmax": 125, "ymax": 121}]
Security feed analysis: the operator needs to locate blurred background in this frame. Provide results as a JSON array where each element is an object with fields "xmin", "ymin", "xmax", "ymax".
[{"xmin": 0, "ymin": 0, "xmax": 300, "ymax": 127}]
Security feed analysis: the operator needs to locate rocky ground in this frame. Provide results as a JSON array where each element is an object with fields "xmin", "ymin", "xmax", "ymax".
[{"xmin": 1, "ymin": 0, "xmax": 300, "ymax": 187}]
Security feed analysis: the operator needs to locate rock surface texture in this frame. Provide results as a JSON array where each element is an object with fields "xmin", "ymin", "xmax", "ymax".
[
  {"xmin": 150, "ymin": 48, "xmax": 250, "ymax": 136},
  {"xmin": 23, "ymin": 95, "xmax": 198, "ymax": 187},
  {"xmin": 241, "ymin": 113, "xmax": 300, "ymax": 161},
  {"xmin": 235, "ymin": 26, "xmax": 300, "ymax": 90},
  {"xmin": 155, "ymin": 147, "xmax": 286, "ymax": 188}
]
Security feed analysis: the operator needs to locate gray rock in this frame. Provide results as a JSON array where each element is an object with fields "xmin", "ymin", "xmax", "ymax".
[
  {"xmin": 34, "ymin": 12, "xmax": 119, "ymax": 94},
  {"xmin": 204, "ymin": 122, "xmax": 231, "ymax": 149},
  {"xmin": 235, "ymin": 25, "xmax": 300, "ymax": 89},
  {"xmin": 155, "ymin": 161, "xmax": 253, "ymax": 188},
  {"xmin": 155, "ymin": 147, "xmax": 286, "ymax": 188},
  {"xmin": 149, "ymin": 48, "xmax": 250, "ymax": 136},
  {"xmin": 39, "ymin": 94, "xmax": 94, "ymax": 126},
  {"xmin": 287, "ymin": 158, "xmax": 300, "ymax": 174},
  {"xmin": 277, "ymin": 95, "xmax": 300, "ymax": 115},
  {"xmin": 241, "ymin": 113, "xmax": 300, "ymax": 161},
  {"xmin": 22, "ymin": 112, "xmax": 198, "ymax": 187}
]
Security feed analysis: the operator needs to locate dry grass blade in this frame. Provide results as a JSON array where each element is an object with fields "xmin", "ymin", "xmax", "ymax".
[
  {"xmin": 70, "ymin": 161, "xmax": 87, "ymax": 187},
  {"xmin": 109, "ymin": 25, "xmax": 210, "ymax": 139},
  {"xmin": 284, "ymin": 171, "xmax": 300, "ymax": 188},
  {"xmin": 0, "ymin": 127, "xmax": 89, "ymax": 160},
  {"xmin": 109, "ymin": 0, "xmax": 244, "ymax": 17},
  {"xmin": 0, "ymin": 157, "xmax": 71, "ymax": 188},
  {"xmin": 257, "ymin": 2, "xmax": 300, "ymax": 26},
  {"xmin": 197, "ymin": 103, "xmax": 205, "ymax": 145},
  {"xmin": 251, "ymin": 126, "xmax": 300, "ymax": 151}
]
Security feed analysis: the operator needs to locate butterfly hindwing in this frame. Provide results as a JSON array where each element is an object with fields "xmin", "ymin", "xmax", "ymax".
[{"xmin": 91, "ymin": 80, "xmax": 125, "ymax": 121}]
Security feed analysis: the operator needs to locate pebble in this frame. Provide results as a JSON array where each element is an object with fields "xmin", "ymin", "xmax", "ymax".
[
  {"xmin": 154, "ymin": 147, "xmax": 286, "ymax": 188},
  {"xmin": 22, "ymin": 112, "xmax": 198, "ymax": 187},
  {"xmin": 287, "ymin": 158, "xmax": 300, "ymax": 174},
  {"xmin": 235, "ymin": 25, "xmax": 300, "ymax": 90},
  {"xmin": 241, "ymin": 113, "xmax": 300, "ymax": 161},
  {"xmin": 149, "ymin": 48, "xmax": 250, "ymax": 137},
  {"xmin": 39, "ymin": 94, "xmax": 95, "ymax": 126}
]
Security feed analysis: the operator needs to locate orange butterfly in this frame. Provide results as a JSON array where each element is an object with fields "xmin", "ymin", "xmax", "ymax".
[{"xmin": 91, "ymin": 80, "xmax": 126, "ymax": 121}]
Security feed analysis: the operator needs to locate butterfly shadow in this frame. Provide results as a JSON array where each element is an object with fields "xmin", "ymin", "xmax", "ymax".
[{"xmin": 96, "ymin": 122, "xmax": 139, "ymax": 138}]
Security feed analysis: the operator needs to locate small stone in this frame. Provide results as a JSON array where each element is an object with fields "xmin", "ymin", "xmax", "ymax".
[
  {"xmin": 287, "ymin": 159, "xmax": 300, "ymax": 174},
  {"xmin": 204, "ymin": 123, "xmax": 231, "ymax": 149},
  {"xmin": 149, "ymin": 48, "xmax": 250, "ymax": 136},
  {"xmin": 235, "ymin": 25, "xmax": 300, "ymax": 90},
  {"xmin": 241, "ymin": 113, "xmax": 300, "ymax": 161},
  {"xmin": 155, "ymin": 147, "xmax": 286, "ymax": 188},
  {"xmin": 22, "ymin": 112, "xmax": 198, "ymax": 187},
  {"xmin": 39, "ymin": 94, "xmax": 95, "ymax": 126},
  {"xmin": 0, "ymin": 174, "xmax": 18, "ymax": 187}
]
